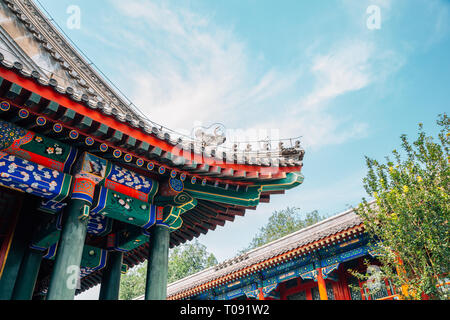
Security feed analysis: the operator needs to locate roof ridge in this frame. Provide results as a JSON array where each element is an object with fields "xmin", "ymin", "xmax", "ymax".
[{"xmin": 219, "ymin": 205, "xmax": 359, "ymax": 264}]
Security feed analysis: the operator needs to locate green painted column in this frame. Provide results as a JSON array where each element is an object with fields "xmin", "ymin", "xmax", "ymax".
[
  {"xmin": 46, "ymin": 198, "xmax": 90, "ymax": 300},
  {"xmin": 99, "ymin": 251, "xmax": 123, "ymax": 300},
  {"xmin": 11, "ymin": 248, "xmax": 44, "ymax": 300},
  {"xmin": 0, "ymin": 231, "xmax": 26, "ymax": 300},
  {"xmin": 0, "ymin": 196, "xmax": 33, "ymax": 300},
  {"xmin": 45, "ymin": 152, "xmax": 108, "ymax": 300},
  {"xmin": 144, "ymin": 224, "xmax": 170, "ymax": 300}
]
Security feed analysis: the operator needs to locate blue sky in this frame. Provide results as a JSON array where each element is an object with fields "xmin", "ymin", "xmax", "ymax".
[{"xmin": 35, "ymin": 0, "xmax": 450, "ymax": 298}]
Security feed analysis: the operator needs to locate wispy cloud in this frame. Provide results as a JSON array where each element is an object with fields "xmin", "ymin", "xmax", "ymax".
[
  {"xmin": 110, "ymin": 0, "xmax": 290, "ymax": 134},
  {"xmin": 106, "ymin": 0, "xmax": 405, "ymax": 150},
  {"xmin": 254, "ymin": 38, "xmax": 404, "ymax": 149},
  {"xmin": 302, "ymin": 41, "xmax": 374, "ymax": 109}
]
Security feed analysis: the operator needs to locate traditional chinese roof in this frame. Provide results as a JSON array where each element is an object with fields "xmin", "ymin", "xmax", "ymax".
[
  {"xmin": 0, "ymin": 0, "xmax": 305, "ymax": 185},
  {"xmin": 158, "ymin": 207, "xmax": 365, "ymax": 300}
]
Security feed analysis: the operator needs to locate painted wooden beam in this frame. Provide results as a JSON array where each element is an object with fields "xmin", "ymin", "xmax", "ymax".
[
  {"xmin": 106, "ymin": 130, "xmax": 123, "ymax": 144},
  {"xmin": 5, "ymin": 83, "xmax": 22, "ymax": 100},
  {"xmin": 233, "ymin": 170, "xmax": 246, "ymax": 179},
  {"xmin": 148, "ymin": 146, "xmax": 162, "ymax": 159},
  {"xmin": 197, "ymin": 200, "xmax": 229, "ymax": 213},
  {"xmin": 226, "ymin": 208, "xmax": 246, "ymax": 216},
  {"xmin": 184, "ymin": 181, "xmax": 261, "ymax": 207},
  {"xmin": 171, "ymin": 155, "xmax": 186, "ymax": 167},
  {"xmin": 201, "ymin": 166, "xmax": 221, "ymax": 176},
  {"xmin": 23, "ymin": 92, "xmax": 42, "ymax": 111},
  {"xmin": 135, "ymin": 141, "xmax": 150, "ymax": 155},
  {"xmin": 218, "ymin": 168, "xmax": 234, "ymax": 178},
  {"xmin": 192, "ymin": 223, "xmax": 208, "ymax": 235},
  {"xmin": 160, "ymin": 151, "xmax": 173, "ymax": 164},
  {"xmin": 181, "ymin": 160, "xmax": 198, "ymax": 171},
  {"xmin": 208, "ymin": 216, "xmax": 226, "ymax": 227},
  {"xmin": 59, "ymin": 108, "xmax": 76, "ymax": 123},
  {"xmin": 195, "ymin": 206, "xmax": 219, "ymax": 218},
  {"xmin": 193, "ymin": 164, "xmax": 210, "ymax": 173},
  {"xmin": 91, "ymin": 123, "xmax": 109, "ymax": 138},
  {"xmin": 258, "ymin": 172, "xmax": 304, "ymax": 193},
  {"xmin": 73, "ymin": 115, "xmax": 94, "ymax": 132},
  {"xmin": 259, "ymin": 194, "xmax": 270, "ymax": 203},
  {"xmin": 176, "ymin": 229, "xmax": 194, "ymax": 242},
  {"xmin": 180, "ymin": 224, "xmax": 200, "ymax": 238},
  {"xmin": 118, "ymin": 136, "xmax": 137, "ymax": 150},
  {"xmin": 215, "ymin": 213, "xmax": 235, "ymax": 222},
  {"xmin": 170, "ymin": 232, "xmax": 186, "ymax": 245}
]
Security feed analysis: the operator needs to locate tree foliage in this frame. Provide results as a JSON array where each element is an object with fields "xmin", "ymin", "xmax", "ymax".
[
  {"xmin": 119, "ymin": 262, "xmax": 147, "ymax": 301},
  {"xmin": 356, "ymin": 114, "xmax": 449, "ymax": 300},
  {"xmin": 167, "ymin": 240, "xmax": 217, "ymax": 284},
  {"xmin": 119, "ymin": 240, "xmax": 217, "ymax": 300},
  {"xmin": 241, "ymin": 207, "xmax": 325, "ymax": 253}
]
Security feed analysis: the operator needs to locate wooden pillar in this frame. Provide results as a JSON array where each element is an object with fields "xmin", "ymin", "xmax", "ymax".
[
  {"xmin": 317, "ymin": 268, "xmax": 328, "ymax": 300},
  {"xmin": 257, "ymin": 279, "xmax": 265, "ymax": 300},
  {"xmin": 0, "ymin": 196, "xmax": 32, "ymax": 300},
  {"xmin": 11, "ymin": 248, "xmax": 44, "ymax": 300},
  {"xmin": 257, "ymin": 288, "xmax": 265, "ymax": 300},
  {"xmin": 46, "ymin": 195, "xmax": 90, "ymax": 300},
  {"xmin": 46, "ymin": 153, "xmax": 101, "ymax": 300},
  {"xmin": 99, "ymin": 251, "xmax": 123, "ymax": 300},
  {"xmin": 145, "ymin": 224, "xmax": 170, "ymax": 300}
]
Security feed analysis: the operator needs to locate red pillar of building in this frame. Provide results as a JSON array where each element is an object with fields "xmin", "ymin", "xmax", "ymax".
[
  {"xmin": 258, "ymin": 287, "xmax": 265, "ymax": 300},
  {"xmin": 317, "ymin": 268, "xmax": 328, "ymax": 300}
]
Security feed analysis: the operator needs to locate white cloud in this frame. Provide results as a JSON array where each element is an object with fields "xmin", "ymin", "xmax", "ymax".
[
  {"xmin": 108, "ymin": 0, "xmax": 404, "ymax": 151},
  {"xmin": 252, "ymin": 39, "xmax": 405, "ymax": 149},
  {"xmin": 110, "ymin": 0, "xmax": 278, "ymax": 133},
  {"xmin": 302, "ymin": 41, "xmax": 374, "ymax": 109}
]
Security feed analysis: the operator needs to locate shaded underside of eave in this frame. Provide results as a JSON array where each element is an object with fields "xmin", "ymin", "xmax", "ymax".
[{"xmin": 73, "ymin": 193, "xmax": 286, "ymax": 295}]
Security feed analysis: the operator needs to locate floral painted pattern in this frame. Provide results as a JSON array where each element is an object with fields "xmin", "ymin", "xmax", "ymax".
[
  {"xmin": 103, "ymin": 164, "xmax": 157, "ymax": 202},
  {"xmin": 0, "ymin": 152, "xmax": 72, "ymax": 202},
  {"xmin": 0, "ymin": 120, "xmax": 77, "ymax": 173},
  {"xmin": 108, "ymin": 164, "xmax": 152, "ymax": 192}
]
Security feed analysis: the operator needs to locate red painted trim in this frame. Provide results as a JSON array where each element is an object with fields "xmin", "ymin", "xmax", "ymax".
[
  {"xmin": 305, "ymin": 286, "xmax": 313, "ymax": 300},
  {"xmin": 317, "ymin": 268, "xmax": 328, "ymax": 300},
  {"xmin": 338, "ymin": 266, "xmax": 351, "ymax": 300},
  {"xmin": 0, "ymin": 67, "xmax": 302, "ymax": 174},
  {"xmin": 280, "ymin": 279, "xmax": 318, "ymax": 300},
  {"xmin": 257, "ymin": 287, "xmax": 265, "ymax": 300}
]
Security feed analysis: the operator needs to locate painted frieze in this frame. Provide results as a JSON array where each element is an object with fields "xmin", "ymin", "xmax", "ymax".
[
  {"xmin": 0, "ymin": 120, "xmax": 77, "ymax": 173},
  {"xmin": 0, "ymin": 152, "xmax": 72, "ymax": 202},
  {"xmin": 71, "ymin": 152, "xmax": 109, "ymax": 205},
  {"xmin": 91, "ymin": 186, "xmax": 156, "ymax": 229},
  {"xmin": 184, "ymin": 180, "xmax": 261, "ymax": 207},
  {"xmin": 258, "ymin": 172, "xmax": 304, "ymax": 193},
  {"xmin": 101, "ymin": 162, "xmax": 158, "ymax": 203}
]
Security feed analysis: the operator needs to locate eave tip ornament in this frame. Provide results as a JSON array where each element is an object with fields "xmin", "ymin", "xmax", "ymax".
[{"xmin": 192, "ymin": 123, "xmax": 226, "ymax": 147}]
